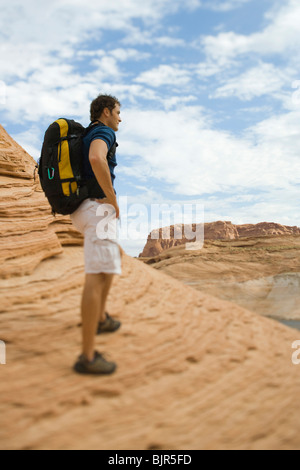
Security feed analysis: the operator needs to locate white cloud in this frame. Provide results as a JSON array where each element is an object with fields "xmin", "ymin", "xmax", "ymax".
[
  {"xmin": 201, "ymin": 0, "xmax": 300, "ymax": 61},
  {"xmin": 155, "ymin": 37, "xmax": 186, "ymax": 48},
  {"xmin": 195, "ymin": 60, "xmax": 230, "ymax": 78},
  {"xmin": 0, "ymin": 0, "xmax": 197, "ymax": 124},
  {"xmin": 0, "ymin": 0, "xmax": 200, "ymax": 50},
  {"xmin": 200, "ymin": 0, "xmax": 252, "ymax": 12},
  {"xmin": 162, "ymin": 95, "xmax": 198, "ymax": 111},
  {"xmin": 119, "ymin": 105, "xmax": 300, "ymax": 198},
  {"xmin": 0, "ymin": 1, "xmax": 169, "ymax": 44},
  {"xmin": 212, "ymin": 62, "xmax": 293, "ymax": 100},
  {"xmin": 203, "ymin": 188, "xmax": 300, "ymax": 227},
  {"xmin": 5, "ymin": 74, "xmax": 94, "ymax": 124},
  {"xmin": 123, "ymin": 30, "xmax": 187, "ymax": 47},
  {"xmin": 90, "ymin": 56, "xmax": 122, "ymax": 79},
  {"xmin": 3, "ymin": 76, "xmax": 162, "ymax": 125},
  {"xmin": 248, "ymin": 109, "xmax": 300, "ymax": 159},
  {"xmin": 135, "ymin": 65, "xmax": 191, "ymax": 88},
  {"xmin": 110, "ymin": 49, "xmax": 151, "ymax": 62},
  {"xmin": 0, "ymin": 0, "xmax": 197, "ymax": 83}
]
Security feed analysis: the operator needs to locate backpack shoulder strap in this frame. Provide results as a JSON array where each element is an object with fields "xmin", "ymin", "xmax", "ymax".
[{"xmin": 83, "ymin": 121, "xmax": 101, "ymax": 137}]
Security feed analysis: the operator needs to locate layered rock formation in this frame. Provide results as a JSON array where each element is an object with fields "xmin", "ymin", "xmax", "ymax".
[
  {"xmin": 1, "ymin": 126, "xmax": 300, "ymax": 450},
  {"xmin": 139, "ymin": 221, "xmax": 300, "ymax": 258},
  {"xmin": 143, "ymin": 236, "xmax": 300, "ymax": 321},
  {"xmin": 0, "ymin": 125, "xmax": 82, "ymax": 278}
]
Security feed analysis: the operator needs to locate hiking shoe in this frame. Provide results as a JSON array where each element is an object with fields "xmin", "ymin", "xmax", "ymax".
[
  {"xmin": 97, "ymin": 313, "xmax": 121, "ymax": 335},
  {"xmin": 74, "ymin": 351, "xmax": 117, "ymax": 375}
]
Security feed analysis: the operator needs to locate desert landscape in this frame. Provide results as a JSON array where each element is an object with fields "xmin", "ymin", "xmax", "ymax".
[
  {"xmin": 139, "ymin": 224, "xmax": 300, "ymax": 326},
  {"xmin": 1, "ymin": 125, "xmax": 300, "ymax": 450}
]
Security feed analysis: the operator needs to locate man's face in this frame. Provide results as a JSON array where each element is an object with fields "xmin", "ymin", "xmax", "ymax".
[{"xmin": 107, "ymin": 104, "xmax": 122, "ymax": 132}]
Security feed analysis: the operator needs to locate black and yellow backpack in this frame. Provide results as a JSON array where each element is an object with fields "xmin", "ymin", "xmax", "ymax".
[
  {"xmin": 38, "ymin": 118, "xmax": 118, "ymax": 215},
  {"xmin": 38, "ymin": 118, "xmax": 90, "ymax": 215},
  {"xmin": 38, "ymin": 118, "xmax": 99, "ymax": 215}
]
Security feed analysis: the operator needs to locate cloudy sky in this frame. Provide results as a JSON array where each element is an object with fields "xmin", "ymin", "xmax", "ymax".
[{"xmin": 0, "ymin": 0, "xmax": 300, "ymax": 256}]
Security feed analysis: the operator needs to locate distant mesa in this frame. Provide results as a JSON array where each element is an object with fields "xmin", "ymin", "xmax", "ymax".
[{"xmin": 139, "ymin": 221, "xmax": 300, "ymax": 258}]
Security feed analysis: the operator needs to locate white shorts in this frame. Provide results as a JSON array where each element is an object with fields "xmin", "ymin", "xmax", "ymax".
[{"xmin": 71, "ymin": 199, "xmax": 122, "ymax": 275}]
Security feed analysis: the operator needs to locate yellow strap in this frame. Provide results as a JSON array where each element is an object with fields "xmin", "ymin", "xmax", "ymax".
[{"xmin": 56, "ymin": 119, "xmax": 77, "ymax": 196}]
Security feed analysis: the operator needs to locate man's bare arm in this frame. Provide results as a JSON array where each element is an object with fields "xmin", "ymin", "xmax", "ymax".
[{"xmin": 89, "ymin": 139, "xmax": 120, "ymax": 218}]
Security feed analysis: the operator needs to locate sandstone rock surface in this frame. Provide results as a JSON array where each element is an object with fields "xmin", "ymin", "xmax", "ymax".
[
  {"xmin": 140, "ymin": 221, "xmax": 300, "ymax": 258},
  {"xmin": 1, "ymin": 247, "xmax": 300, "ymax": 450},
  {"xmin": 141, "ymin": 235, "xmax": 300, "ymax": 321},
  {"xmin": 1, "ymin": 126, "xmax": 300, "ymax": 450},
  {"xmin": 0, "ymin": 125, "xmax": 82, "ymax": 279}
]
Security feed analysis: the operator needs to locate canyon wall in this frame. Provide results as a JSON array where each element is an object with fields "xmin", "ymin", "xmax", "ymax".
[{"xmin": 140, "ymin": 220, "xmax": 300, "ymax": 257}]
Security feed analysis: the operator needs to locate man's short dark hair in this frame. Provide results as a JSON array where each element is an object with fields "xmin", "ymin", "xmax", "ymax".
[{"xmin": 90, "ymin": 94, "xmax": 121, "ymax": 122}]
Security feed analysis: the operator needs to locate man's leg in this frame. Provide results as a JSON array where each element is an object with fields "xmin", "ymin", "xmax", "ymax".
[
  {"xmin": 81, "ymin": 273, "xmax": 106, "ymax": 361},
  {"xmin": 98, "ymin": 274, "xmax": 114, "ymax": 323}
]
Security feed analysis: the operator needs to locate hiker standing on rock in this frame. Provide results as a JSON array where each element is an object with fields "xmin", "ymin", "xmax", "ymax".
[{"xmin": 71, "ymin": 94, "xmax": 123, "ymax": 375}]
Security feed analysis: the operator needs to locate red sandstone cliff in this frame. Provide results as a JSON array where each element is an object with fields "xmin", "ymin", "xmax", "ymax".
[{"xmin": 139, "ymin": 221, "xmax": 300, "ymax": 257}]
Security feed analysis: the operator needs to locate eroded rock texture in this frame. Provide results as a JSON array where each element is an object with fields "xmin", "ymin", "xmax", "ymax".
[
  {"xmin": 0, "ymin": 125, "xmax": 300, "ymax": 450},
  {"xmin": 0, "ymin": 124, "xmax": 82, "ymax": 278},
  {"xmin": 140, "ymin": 221, "xmax": 300, "ymax": 258}
]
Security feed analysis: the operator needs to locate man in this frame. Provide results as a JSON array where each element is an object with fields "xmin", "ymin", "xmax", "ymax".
[{"xmin": 71, "ymin": 94, "xmax": 123, "ymax": 375}]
